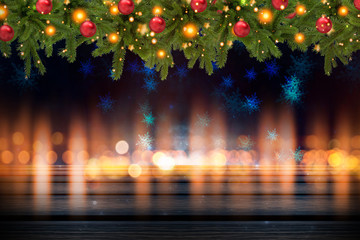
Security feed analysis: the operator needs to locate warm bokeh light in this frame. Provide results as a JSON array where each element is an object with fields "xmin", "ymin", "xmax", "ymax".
[
  {"xmin": 183, "ymin": 23, "xmax": 198, "ymax": 39},
  {"xmin": 258, "ymin": 9, "xmax": 273, "ymax": 24},
  {"xmin": 1, "ymin": 150, "xmax": 13, "ymax": 164},
  {"xmin": 128, "ymin": 164, "xmax": 142, "ymax": 177},
  {"xmin": 51, "ymin": 132, "xmax": 63, "ymax": 145},
  {"xmin": 109, "ymin": 5, "xmax": 119, "ymax": 15},
  {"xmin": 157, "ymin": 49, "xmax": 166, "ymax": 59},
  {"xmin": 115, "ymin": 140, "xmax": 129, "ymax": 155},
  {"xmin": 337, "ymin": 6, "xmax": 349, "ymax": 17},
  {"xmin": 72, "ymin": 9, "xmax": 87, "ymax": 23},
  {"xmin": 0, "ymin": 4, "xmax": 8, "ymax": 20},
  {"xmin": 295, "ymin": 32, "xmax": 305, "ymax": 43},
  {"xmin": 108, "ymin": 33, "xmax": 119, "ymax": 43},
  {"xmin": 12, "ymin": 132, "xmax": 24, "ymax": 145},
  {"xmin": 156, "ymin": 155, "xmax": 175, "ymax": 171},
  {"xmin": 45, "ymin": 25, "xmax": 56, "ymax": 36},
  {"xmin": 152, "ymin": 6, "xmax": 162, "ymax": 15},
  {"xmin": 296, "ymin": 4, "xmax": 306, "ymax": 16},
  {"xmin": 46, "ymin": 151, "xmax": 58, "ymax": 164},
  {"xmin": 18, "ymin": 150, "xmax": 30, "ymax": 164}
]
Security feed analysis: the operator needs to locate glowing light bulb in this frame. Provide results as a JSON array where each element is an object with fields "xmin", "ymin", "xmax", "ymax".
[
  {"xmin": 258, "ymin": 9, "xmax": 273, "ymax": 24},
  {"xmin": 109, "ymin": 5, "xmax": 119, "ymax": 15},
  {"xmin": 338, "ymin": 6, "xmax": 348, "ymax": 17},
  {"xmin": 296, "ymin": 4, "xmax": 306, "ymax": 15},
  {"xmin": 45, "ymin": 25, "xmax": 56, "ymax": 36},
  {"xmin": 152, "ymin": 6, "xmax": 162, "ymax": 15},
  {"xmin": 108, "ymin": 33, "xmax": 119, "ymax": 43},
  {"xmin": 295, "ymin": 32, "xmax": 305, "ymax": 43},
  {"xmin": 72, "ymin": 9, "xmax": 87, "ymax": 24},
  {"xmin": 0, "ymin": 5, "xmax": 8, "ymax": 20},
  {"xmin": 157, "ymin": 49, "xmax": 166, "ymax": 58},
  {"xmin": 182, "ymin": 23, "xmax": 198, "ymax": 39}
]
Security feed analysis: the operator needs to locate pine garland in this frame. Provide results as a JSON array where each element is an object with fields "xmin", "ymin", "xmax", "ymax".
[{"xmin": 0, "ymin": 0, "xmax": 359, "ymax": 80}]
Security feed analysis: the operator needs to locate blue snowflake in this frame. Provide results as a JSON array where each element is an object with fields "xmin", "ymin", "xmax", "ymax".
[
  {"xmin": 293, "ymin": 147, "xmax": 304, "ymax": 163},
  {"xmin": 244, "ymin": 67, "xmax": 257, "ymax": 82},
  {"xmin": 9, "ymin": 63, "xmax": 38, "ymax": 92},
  {"xmin": 266, "ymin": 128, "xmax": 278, "ymax": 142},
  {"xmin": 263, "ymin": 59, "xmax": 280, "ymax": 79},
  {"xmin": 142, "ymin": 76, "xmax": 159, "ymax": 93},
  {"xmin": 196, "ymin": 112, "xmax": 211, "ymax": 127},
  {"xmin": 287, "ymin": 53, "xmax": 314, "ymax": 80},
  {"xmin": 136, "ymin": 132, "xmax": 154, "ymax": 150},
  {"xmin": 238, "ymin": 135, "xmax": 254, "ymax": 151},
  {"xmin": 97, "ymin": 94, "xmax": 114, "ymax": 112},
  {"xmin": 79, "ymin": 59, "xmax": 94, "ymax": 78},
  {"xmin": 212, "ymin": 61, "xmax": 219, "ymax": 72},
  {"xmin": 142, "ymin": 112, "xmax": 155, "ymax": 127},
  {"xmin": 128, "ymin": 60, "xmax": 141, "ymax": 75},
  {"xmin": 141, "ymin": 62, "xmax": 156, "ymax": 77},
  {"xmin": 281, "ymin": 75, "xmax": 304, "ymax": 105},
  {"xmin": 221, "ymin": 75, "xmax": 234, "ymax": 89},
  {"xmin": 222, "ymin": 89, "xmax": 243, "ymax": 118},
  {"xmin": 108, "ymin": 69, "xmax": 116, "ymax": 80},
  {"xmin": 175, "ymin": 64, "xmax": 189, "ymax": 79},
  {"xmin": 242, "ymin": 94, "xmax": 261, "ymax": 114},
  {"xmin": 138, "ymin": 101, "xmax": 151, "ymax": 115}
]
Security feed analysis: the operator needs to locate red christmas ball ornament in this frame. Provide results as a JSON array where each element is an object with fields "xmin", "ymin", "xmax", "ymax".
[
  {"xmin": 0, "ymin": 25, "xmax": 14, "ymax": 42},
  {"xmin": 80, "ymin": 20, "xmax": 96, "ymax": 38},
  {"xmin": 149, "ymin": 16, "xmax": 166, "ymax": 33},
  {"xmin": 234, "ymin": 20, "xmax": 250, "ymax": 38},
  {"xmin": 316, "ymin": 16, "xmax": 332, "ymax": 33},
  {"xmin": 36, "ymin": 0, "xmax": 53, "ymax": 15},
  {"xmin": 191, "ymin": 0, "xmax": 207, "ymax": 13},
  {"xmin": 285, "ymin": 12, "xmax": 297, "ymax": 19},
  {"xmin": 272, "ymin": 0, "xmax": 288, "ymax": 10},
  {"xmin": 118, "ymin": 0, "xmax": 134, "ymax": 15},
  {"xmin": 355, "ymin": 0, "xmax": 360, "ymax": 10}
]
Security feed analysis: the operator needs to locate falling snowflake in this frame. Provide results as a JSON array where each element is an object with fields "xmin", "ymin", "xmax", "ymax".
[
  {"xmin": 97, "ymin": 94, "xmax": 114, "ymax": 112},
  {"xmin": 79, "ymin": 59, "xmax": 94, "ymax": 78},
  {"xmin": 9, "ymin": 63, "xmax": 38, "ymax": 92},
  {"xmin": 108, "ymin": 69, "xmax": 116, "ymax": 80},
  {"xmin": 196, "ymin": 112, "xmax": 211, "ymax": 127},
  {"xmin": 138, "ymin": 101, "xmax": 151, "ymax": 115},
  {"xmin": 293, "ymin": 147, "xmax": 304, "ymax": 163},
  {"xmin": 221, "ymin": 75, "xmax": 234, "ymax": 89},
  {"xmin": 266, "ymin": 129, "xmax": 278, "ymax": 142},
  {"xmin": 222, "ymin": 89, "xmax": 243, "ymax": 118},
  {"xmin": 136, "ymin": 132, "xmax": 154, "ymax": 150},
  {"xmin": 142, "ymin": 112, "xmax": 155, "ymax": 127},
  {"xmin": 175, "ymin": 64, "xmax": 189, "ymax": 80},
  {"xmin": 142, "ymin": 76, "xmax": 159, "ymax": 93},
  {"xmin": 141, "ymin": 62, "xmax": 156, "ymax": 77},
  {"xmin": 287, "ymin": 53, "xmax": 314, "ymax": 80},
  {"xmin": 238, "ymin": 135, "xmax": 254, "ymax": 151},
  {"xmin": 281, "ymin": 75, "xmax": 304, "ymax": 105},
  {"xmin": 128, "ymin": 60, "xmax": 141, "ymax": 75},
  {"xmin": 242, "ymin": 94, "xmax": 261, "ymax": 114},
  {"xmin": 244, "ymin": 67, "xmax": 257, "ymax": 82},
  {"xmin": 263, "ymin": 59, "xmax": 280, "ymax": 79}
]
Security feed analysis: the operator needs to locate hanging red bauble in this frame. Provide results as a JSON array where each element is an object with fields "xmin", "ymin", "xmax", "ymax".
[
  {"xmin": 285, "ymin": 12, "xmax": 297, "ymax": 19},
  {"xmin": 355, "ymin": 0, "xmax": 360, "ymax": 10},
  {"xmin": 149, "ymin": 16, "xmax": 166, "ymax": 33},
  {"xmin": 234, "ymin": 20, "xmax": 250, "ymax": 38},
  {"xmin": 272, "ymin": 0, "xmax": 288, "ymax": 10},
  {"xmin": 80, "ymin": 20, "xmax": 96, "ymax": 37},
  {"xmin": 316, "ymin": 16, "xmax": 332, "ymax": 33},
  {"xmin": 118, "ymin": 0, "xmax": 134, "ymax": 15},
  {"xmin": 191, "ymin": 0, "xmax": 207, "ymax": 13},
  {"xmin": 0, "ymin": 25, "xmax": 14, "ymax": 42},
  {"xmin": 36, "ymin": 0, "xmax": 52, "ymax": 14}
]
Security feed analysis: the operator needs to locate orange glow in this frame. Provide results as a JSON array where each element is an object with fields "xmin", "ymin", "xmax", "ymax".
[
  {"xmin": 45, "ymin": 25, "xmax": 56, "ymax": 36},
  {"xmin": 157, "ymin": 49, "xmax": 166, "ymax": 59},
  {"xmin": 128, "ymin": 164, "xmax": 142, "ymax": 177},
  {"xmin": 295, "ymin": 4, "xmax": 306, "ymax": 16},
  {"xmin": 72, "ymin": 9, "xmax": 87, "ymax": 24},
  {"xmin": 183, "ymin": 23, "xmax": 198, "ymax": 39},
  {"xmin": 12, "ymin": 132, "xmax": 24, "ymax": 145},
  {"xmin": 51, "ymin": 132, "xmax": 63, "ymax": 145},
  {"xmin": 108, "ymin": 33, "xmax": 119, "ymax": 43},
  {"xmin": 152, "ymin": 6, "xmax": 163, "ymax": 15},
  {"xmin": 109, "ymin": 5, "xmax": 119, "ymax": 15},
  {"xmin": 0, "ymin": 5, "xmax": 8, "ymax": 20},
  {"xmin": 1, "ymin": 150, "xmax": 13, "ymax": 164},
  {"xmin": 338, "ymin": 6, "xmax": 348, "ymax": 17},
  {"xmin": 258, "ymin": 9, "xmax": 273, "ymax": 24},
  {"xmin": 295, "ymin": 32, "xmax": 305, "ymax": 43},
  {"xmin": 18, "ymin": 151, "xmax": 30, "ymax": 164}
]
